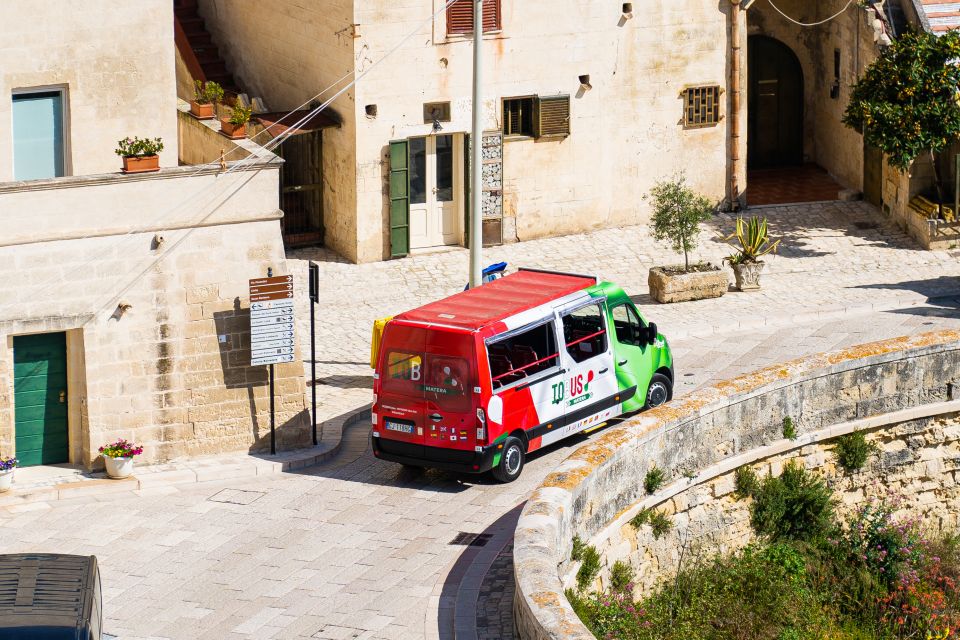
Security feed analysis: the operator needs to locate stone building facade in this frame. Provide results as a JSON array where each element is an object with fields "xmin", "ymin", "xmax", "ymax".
[
  {"xmin": 0, "ymin": 1, "xmax": 311, "ymax": 470},
  {"xmin": 196, "ymin": 0, "xmax": 886, "ymax": 264}
]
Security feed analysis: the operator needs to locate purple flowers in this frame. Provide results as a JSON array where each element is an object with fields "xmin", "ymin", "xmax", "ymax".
[
  {"xmin": 0, "ymin": 457, "xmax": 18, "ymax": 472},
  {"xmin": 98, "ymin": 439, "xmax": 144, "ymax": 459}
]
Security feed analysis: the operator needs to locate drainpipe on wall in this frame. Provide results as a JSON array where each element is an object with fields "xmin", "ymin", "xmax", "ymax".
[{"xmin": 729, "ymin": 0, "xmax": 743, "ymax": 211}]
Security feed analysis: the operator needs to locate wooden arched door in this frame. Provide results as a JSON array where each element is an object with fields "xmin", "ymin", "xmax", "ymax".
[{"xmin": 748, "ymin": 36, "xmax": 804, "ymax": 168}]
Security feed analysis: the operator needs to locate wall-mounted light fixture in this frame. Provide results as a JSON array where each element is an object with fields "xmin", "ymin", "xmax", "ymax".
[
  {"xmin": 622, "ymin": 2, "xmax": 633, "ymax": 18},
  {"xmin": 432, "ymin": 118, "xmax": 444, "ymax": 133},
  {"xmin": 365, "ymin": 104, "xmax": 378, "ymax": 118},
  {"xmin": 578, "ymin": 74, "xmax": 592, "ymax": 91},
  {"xmin": 152, "ymin": 234, "xmax": 165, "ymax": 250},
  {"xmin": 117, "ymin": 302, "xmax": 133, "ymax": 316}
]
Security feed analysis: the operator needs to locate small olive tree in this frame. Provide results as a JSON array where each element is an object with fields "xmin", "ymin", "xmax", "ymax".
[
  {"xmin": 843, "ymin": 30, "xmax": 960, "ymax": 215},
  {"xmin": 646, "ymin": 173, "xmax": 714, "ymax": 272}
]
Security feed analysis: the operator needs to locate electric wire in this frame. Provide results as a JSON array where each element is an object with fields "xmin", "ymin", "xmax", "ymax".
[
  {"xmin": 766, "ymin": 0, "xmax": 855, "ymax": 27},
  {"xmin": 2, "ymin": 0, "xmax": 460, "ymax": 321},
  {"xmin": 83, "ymin": 0, "xmax": 463, "ymax": 322}
]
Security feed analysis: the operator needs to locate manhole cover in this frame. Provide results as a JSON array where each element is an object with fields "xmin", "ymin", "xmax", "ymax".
[
  {"xmin": 208, "ymin": 488, "xmax": 266, "ymax": 505},
  {"xmin": 852, "ymin": 221, "xmax": 879, "ymax": 230},
  {"xmin": 450, "ymin": 532, "xmax": 494, "ymax": 547}
]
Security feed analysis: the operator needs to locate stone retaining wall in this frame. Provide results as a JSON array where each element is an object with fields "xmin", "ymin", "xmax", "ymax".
[{"xmin": 513, "ymin": 332, "xmax": 960, "ymax": 640}]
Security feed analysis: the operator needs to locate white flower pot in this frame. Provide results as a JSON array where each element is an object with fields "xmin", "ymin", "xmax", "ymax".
[
  {"xmin": 0, "ymin": 469, "xmax": 12, "ymax": 492},
  {"xmin": 104, "ymin": 456, "xmax": 134, "ymax": 479}
]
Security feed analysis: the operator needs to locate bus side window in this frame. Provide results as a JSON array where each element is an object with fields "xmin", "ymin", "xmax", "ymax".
[{"xmin": 611, "ymin": 304, "xmax": 643, "ymax": 347}]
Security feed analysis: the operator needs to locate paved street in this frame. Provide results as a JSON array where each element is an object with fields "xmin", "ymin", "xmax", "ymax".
[{"xmin": 2, "ymin": 202, "xmax": 960, "ymax": 639}]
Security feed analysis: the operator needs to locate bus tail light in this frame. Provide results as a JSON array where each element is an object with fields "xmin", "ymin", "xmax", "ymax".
[{"xmin": 476, "ymin": 408, "xmax": 486, "ymax": 444}]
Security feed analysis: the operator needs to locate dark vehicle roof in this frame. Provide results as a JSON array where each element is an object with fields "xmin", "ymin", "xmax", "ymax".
[
  {"xmin": 0, "ymin": 554, "xmax": 98, "ymax": 640},
  {"xmin": 394, "ymin": 270, "xmax": 596, "ymax": 332}
]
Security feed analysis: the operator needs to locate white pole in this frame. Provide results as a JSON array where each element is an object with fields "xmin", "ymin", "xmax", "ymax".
[{"xmin": 469, "ymin": 0, "xmax": 484, "ymax": 288}]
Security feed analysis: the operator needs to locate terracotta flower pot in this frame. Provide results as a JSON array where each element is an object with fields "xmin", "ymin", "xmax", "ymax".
[
  {"xmin": 220, "ymin": 119, "xmax": 247, "ymax": 139},
  {"xmin": 121, "ymin": 155, "xmax": 160, "ymax": 173},
  {"xmin": 103, "ymin": 456, "xmax": 134, "ymax": 479},
  {"xmin": 190, "ymin": 100, "xmax": 215, "ymax": 119}
]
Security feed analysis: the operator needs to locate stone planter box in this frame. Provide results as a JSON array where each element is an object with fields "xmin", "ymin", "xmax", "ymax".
[{"xmin": 648, "ymin": 266, "xmax": 728, "ymax": 303}]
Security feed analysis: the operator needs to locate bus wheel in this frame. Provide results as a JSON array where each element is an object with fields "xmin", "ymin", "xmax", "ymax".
[
  {"xmin": 644, "ymin": 374, "xmax": 672, "ymax": 409},
  {"xmin": 492, "ymin": 437, "xmax": 525, "ymax": 483}
]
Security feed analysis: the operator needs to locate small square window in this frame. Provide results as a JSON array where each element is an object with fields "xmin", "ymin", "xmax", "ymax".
[
  {"xmin": 503, "ymin": 97, "xmax": 535, "ymax": 137},
  {"xmin": 423, "ymin": 102, "xmax": 451, "ymax": 124},
  {"xmin": 682, "ymin": 85, "xmax": 721, "ymax": 129}
]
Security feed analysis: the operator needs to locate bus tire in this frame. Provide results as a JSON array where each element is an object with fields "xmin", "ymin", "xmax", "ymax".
[
  {"xmin": 492, "ymin": 437, "xmax": 525, "ymax": 483},
  {"xmin": 644, "ymin": 373, "xmax": 672, "ymax": 409}
]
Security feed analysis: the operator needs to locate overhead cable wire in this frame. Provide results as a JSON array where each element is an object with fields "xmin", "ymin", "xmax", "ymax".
[
  {"xmin": 767, "ymin": 0, "xmax": 855, "ymax": 27},
  {"xmin": 85, "ymin": 0, "xmax": 463, "ymax": 322}
]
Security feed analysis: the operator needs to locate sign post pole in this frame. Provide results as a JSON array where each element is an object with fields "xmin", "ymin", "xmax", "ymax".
[
  {"xmin": 248, "ymin": 274, "xmax": 296, "ymax": 455},
  {"xmin": 309, "ymin": 262, "xmax": 319, "ymax": 446},
  {"xmin": 269, "ymin": 363, "xmax": 276, "ymax": 454}
]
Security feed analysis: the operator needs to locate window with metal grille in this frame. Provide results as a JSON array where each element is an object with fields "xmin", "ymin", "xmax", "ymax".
[
  {"xmin": 447, "ymin": 0, "xmax": 501, "ymax": 36},
  {"xmin": 503, "ymin": 95, "xmax": 570, "ymax": 139},
  {"xmin": 682, "ymin": 85, "xmax": 721, "ymax": 128}
]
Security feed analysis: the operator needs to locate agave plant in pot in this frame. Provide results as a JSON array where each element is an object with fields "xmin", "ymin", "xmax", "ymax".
[
  {"xmin": 99, "ymin": 438, "xmax": 144, "ymax": 479},
  {"xmin": 190, "ymin": 80, "xmax": 224, "ymax": 119},
  {"xmin": 0, "ymin": 456, "xmax": 18, "ymax": 493},
  {"xmin": 646, "ymin": 173, "xmax": 728, "ymax": 303},
  {"xmin": 722, "ymin": 216, "xmax": 781, "ymax": 291}
]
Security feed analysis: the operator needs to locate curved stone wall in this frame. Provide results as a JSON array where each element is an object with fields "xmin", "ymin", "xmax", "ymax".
[{"xmin": 513, "ymin": 331, "xmax": 960, "ymax": 640}]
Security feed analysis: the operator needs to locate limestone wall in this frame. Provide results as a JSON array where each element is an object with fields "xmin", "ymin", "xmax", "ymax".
[
  {"xmin": 196, "ymin": 0, "xmax": 359, "ymax": 262},
  {"xmin": 0, "ymin": 162, "xmax": 311, "ymax": 467},
  {"xmin": 354, "ymin": 0, "xmax": 740, "ymax": 261},
  {"xmin": 513, "ymin": 332, "xmax": 960, "ymax": 640},
  {"xmin": 0, "ymin": 0, "xmax": 179, "ymax": 179}
]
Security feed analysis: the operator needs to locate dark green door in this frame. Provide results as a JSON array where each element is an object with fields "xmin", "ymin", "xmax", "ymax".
[{"xmin": 14, "ymin": 332, "xmax": 68, "ymax": 466}]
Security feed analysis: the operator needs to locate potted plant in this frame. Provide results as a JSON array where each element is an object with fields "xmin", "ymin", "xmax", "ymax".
[
  {"xmin": 98, "ymin": 438, "xmax": 144, "ymax": 479},
  {"xmin": 722, "ymin": 216, "xmax": 781, "ymax": 291},
  {"xmin": 220, "ymin": 104, "xmax": 253, "ymax": 139},
  {"xmin": 0, "ymin": 456, "xmax": 17, "ymax": 493},
  {"xmin": 116, "ymin": 136, "xmax": 164, "ymax": 173},
  {"xmin": 190, "ymin": 80, "xmax": 223, "ymax": 119},
  {"xmin": 646, "ymin": 173, "xmax": 727, "ymax": 303}
]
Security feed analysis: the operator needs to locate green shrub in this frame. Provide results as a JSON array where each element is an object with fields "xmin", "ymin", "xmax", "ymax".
[
  {"xmin": 629, "ymin": 508, "xmax": 650, "ymax": 529},
  {"xmin": 609, "ymin": 560, "xmax": 635, "ymax": 593},
  {"xmin": 782, "ymin": 416, "xmax": 797, "ymax": 440},
  {"xmin": 649, "ymin": 511, "xmax": 672, "ymax": 540},
  {"xmin": 750, "ymin": 460, "xmax": 836, "ymax": 543},
  {"xmin": 644, "ymin": 466, "xmax": 666, "ymax": 494},
  {"xmin": 833, "ymin": 431, "xmax": 879, "ymax": 472},
  {"xmin": 571, "ymin": 535, "xmax": 586, "ymax": 562},
  {"xmin": 734, "ymin": 466, "xmax": 759, "ymax": 500},
  {"xmin": 576, "ymin": 544, "xmax": 602, "ymax": 592}
]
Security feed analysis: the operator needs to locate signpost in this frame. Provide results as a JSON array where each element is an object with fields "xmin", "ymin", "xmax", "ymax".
[
  {"xmin": 308, "ymin": 262, "xmax": 319, "ymax": 446},
  {"xmin": 249, "ymin": 274, "xmax": 295, "ymax": 454}
]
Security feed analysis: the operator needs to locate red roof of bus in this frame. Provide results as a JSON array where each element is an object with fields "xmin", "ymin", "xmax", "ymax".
[{"xmin": 394, "ymin": 270, "xmax": 596, "ymax": 332}]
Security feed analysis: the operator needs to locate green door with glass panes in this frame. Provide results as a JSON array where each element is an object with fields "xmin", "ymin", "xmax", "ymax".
[{"xmin": 14, "ymin": 333, "xmax": 68, "ymax": 466}]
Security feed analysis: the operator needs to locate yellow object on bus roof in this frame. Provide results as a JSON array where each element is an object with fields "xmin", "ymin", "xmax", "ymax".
[{"xmin": 370, "ymin": 316, "xmax": 393, "ymax": 368}]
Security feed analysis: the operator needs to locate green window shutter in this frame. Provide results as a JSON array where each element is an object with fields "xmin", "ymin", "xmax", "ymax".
[
  {"xmin": 389, "ymin": 139, "xmax": 410, "ymax": 257},
  {"xmin": 534, "ymin": 95, "xmax": 571, "ymax": 138}
]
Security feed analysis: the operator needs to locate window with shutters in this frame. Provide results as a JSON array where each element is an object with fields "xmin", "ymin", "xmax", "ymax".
[
  {"xmin": 503, "ymin": 97, "xmax": 535, "ymax": 137},
  {"xmin": 682, "ymin": 85, "xmax": 722, "ymax": 128},
  {"xmin": 447, "ymin": 0, "xmax": 501, "ymax": 36}
]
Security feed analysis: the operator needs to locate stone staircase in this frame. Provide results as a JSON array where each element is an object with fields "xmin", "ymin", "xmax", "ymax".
[{"xmin": 173, "ymin": 0, "xmax": 243, "ymax": 97}]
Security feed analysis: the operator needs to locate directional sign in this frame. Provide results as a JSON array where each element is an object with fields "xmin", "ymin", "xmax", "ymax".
[{"xmin": 250, "ymin": 276, "xmax": 296, "ymax": 366}]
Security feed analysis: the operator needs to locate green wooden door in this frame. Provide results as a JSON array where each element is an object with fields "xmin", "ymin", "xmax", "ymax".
[
  {"xmin": 14, "ymin": 332, "xmax": 68, "ymax": 466},
  {"xmin": 389, "ymin": 139, "xmax": 410, "ymax": 257}
]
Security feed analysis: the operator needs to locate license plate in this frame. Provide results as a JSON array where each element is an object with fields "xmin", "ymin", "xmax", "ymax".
[{"xmin": 384, "ymin": 420, "xmax": 414, "ymax": 434}]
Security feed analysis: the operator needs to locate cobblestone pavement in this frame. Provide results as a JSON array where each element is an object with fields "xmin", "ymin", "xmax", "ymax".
[{"xmin": 2, "ymin": 202, "xmax": 960, "ymax": 639}]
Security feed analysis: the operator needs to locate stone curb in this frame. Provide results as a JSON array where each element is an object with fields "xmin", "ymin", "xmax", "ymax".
[{"xmin": 0, "ymin": 406, "xmax": 371, "ymax": 510}]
